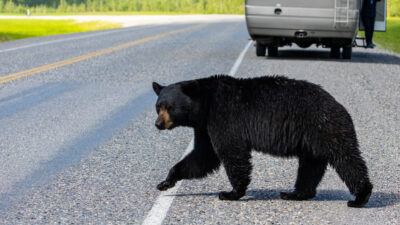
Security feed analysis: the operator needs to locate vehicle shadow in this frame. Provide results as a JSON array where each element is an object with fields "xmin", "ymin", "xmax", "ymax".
[
  {"xmin": 172, "ymin": 189, "xmax": 400, "ymax": 208},
  {"xmin": 265, "ymin": 49, "xmax": 400, "ymax": 65}
]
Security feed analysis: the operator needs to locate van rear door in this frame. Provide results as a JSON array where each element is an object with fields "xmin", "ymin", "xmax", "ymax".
[{"xmin": 246, "ymin": 0, "xmax": 359, "ymax": 32}]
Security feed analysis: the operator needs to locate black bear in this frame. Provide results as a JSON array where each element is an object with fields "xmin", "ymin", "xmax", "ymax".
[{"xmin": 152, "ymin": 75, "xmax": 372, "ymax": 208}]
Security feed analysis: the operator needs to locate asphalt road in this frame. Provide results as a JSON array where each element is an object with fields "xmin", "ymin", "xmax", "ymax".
[{"xmin": 0, "ymin": 19, "xmax": 399, "ymax": 224}]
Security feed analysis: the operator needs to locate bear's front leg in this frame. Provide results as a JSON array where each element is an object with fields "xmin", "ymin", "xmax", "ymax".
[
  {"xmin": 157, "ymin": 130, "xmax": 221, "ymax": 191},
  {"xmin": 157, "ymin": 167, "xmax": 179, "ymax": 191},
  {"xmin": 219, "ymin": 152, "xmax": 252, "ymax": 201}
]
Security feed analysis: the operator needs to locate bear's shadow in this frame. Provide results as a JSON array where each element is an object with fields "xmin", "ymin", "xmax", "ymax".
[
  {"xmin": 172, "ymin": 189, "xmax": 400, "ymax": 208},
  {"xmin": 265, "ymin": 49, "xmax": 400, "ymax": 66}
]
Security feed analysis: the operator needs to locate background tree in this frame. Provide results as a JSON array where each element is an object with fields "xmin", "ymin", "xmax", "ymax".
[{"xmin": 0, "ymin": 0, "xmax": 398, "ymax": 16}]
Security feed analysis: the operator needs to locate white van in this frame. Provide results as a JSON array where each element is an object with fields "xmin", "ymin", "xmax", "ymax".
[{"xmin": 245, "ymin": 0, "xmax": 387, "ymax": 59}]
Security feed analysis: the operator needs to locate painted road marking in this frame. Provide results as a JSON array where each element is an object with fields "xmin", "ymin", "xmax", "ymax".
[
  {"xmin": 141, "ymin": 140, "xmax": 194, "ymax": 225},
  {"xmin": 229, "ymin": 41, "xmax": 252, "ymax": 76},
  {"xmin": 0, "ymin": 24, "xmax": 205, "ymax": 84},
  {"xmin": 141, "ymin": 40, "xmax": 253, "ymax": 225}
]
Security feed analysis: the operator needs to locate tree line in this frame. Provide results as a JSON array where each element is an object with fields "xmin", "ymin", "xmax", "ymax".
[
  {"xmin": 0, "ymin": 0, "xmax": 244, "ymax": 14},
  {"xmin": 0, "ymin": 0, "xmax": 398, "ymax": 17}
]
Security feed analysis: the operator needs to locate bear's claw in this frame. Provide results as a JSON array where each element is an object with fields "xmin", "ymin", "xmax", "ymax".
[
  {"xmin": 347, "ymin": 191, "xmax": 371, "ymax": 208},
  {"xmin": 157, "ymin": 180, "xmax": 175, "ymax": 191}
]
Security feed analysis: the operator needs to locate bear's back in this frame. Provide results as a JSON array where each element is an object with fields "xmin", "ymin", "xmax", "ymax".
[
  {"xmin": 207, "ymin": 75, "xmax": 352, "ymax": 156},
  {"xmin": 211, "ymin": 75, "xmax": 329, "ymax": 112}
]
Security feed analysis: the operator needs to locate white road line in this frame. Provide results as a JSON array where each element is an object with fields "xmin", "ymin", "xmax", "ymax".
[
  {"xmin": 0, "ymin": 25, "xmax": 156, "ymax": 53},
  {"xmin": 229, "ymin": 40, "xmax": 252, "ymax": 76},
  {"xmin": 142, "ymin": 140, "xmax": 193, "ymax": 225},
  {"xmin": 141, "ymin": 40, "xmax": 252, "ymax": 225}
]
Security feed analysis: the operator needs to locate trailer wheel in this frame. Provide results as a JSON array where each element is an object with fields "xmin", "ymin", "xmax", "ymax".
[
  {"xmin": 256, "ymin": 42, "xmax": 266, "ymax": 56},
  {"xmin": 268, "ymin": 46, "xmax": 278, "ymax": 57},
  {"xmin": 342, "ymin": 46, "xmax": 352, "ymax": 59},
  {"xmin": 330, "ymin": 47, "xmax": 340, "ymax": 59}
]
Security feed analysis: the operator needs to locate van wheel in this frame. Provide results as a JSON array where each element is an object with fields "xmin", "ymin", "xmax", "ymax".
[
  {"xmin": 256, "ymin": 42, "xmax": 266, "ymax": 56},
  {"xmin": 342, "ymin": 46, "xmax": 352, "ymax": 59},
  {"xmin": 330, "ymin": 47, "xmax": 340, "ymax": 58},
  {"xmin": 268, "ymin": 46, "xmax": 278, "ymax": 57}
]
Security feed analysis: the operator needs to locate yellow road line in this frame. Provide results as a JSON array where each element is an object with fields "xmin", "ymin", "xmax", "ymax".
[{"xmin": 0, "ymin": 24, "xmax": 205, "ymax": 84}]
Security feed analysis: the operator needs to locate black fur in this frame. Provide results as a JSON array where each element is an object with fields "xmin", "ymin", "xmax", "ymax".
[{"xmin": 152, "ymin": 75, "xmax": 372, "ymax": 207}]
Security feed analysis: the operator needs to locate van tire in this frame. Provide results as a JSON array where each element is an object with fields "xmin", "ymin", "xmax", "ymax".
[
  {"xmin": 256, "ymin": 42, "xmax": 266, "ymax": 56},
  {"xmin": 342, "ymin": 46, "xmax": 352, "ymax": 59},
  {"xmin": 330, "ymin": 47, "xmax": 340, "ymax": 58},
  {"xmin": 268, "ymin": 46, "xmax": 278, "ymax": 57}
]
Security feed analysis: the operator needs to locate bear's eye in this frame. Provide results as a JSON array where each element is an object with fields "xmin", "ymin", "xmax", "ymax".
[{"xmin": 165, "ymin": 104, "xmax": 172, "ymax": 110}]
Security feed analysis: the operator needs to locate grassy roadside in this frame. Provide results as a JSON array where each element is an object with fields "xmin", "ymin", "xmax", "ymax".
[
  {"xmin": 0, "ymin": 19, "xmax": 121, "ymax": 42},
  {"xmin": 358, "ymin": 17, "xmax": 400, "ymax": 53},
  {"xmin": 373, "ymin": 17, "xmax": 400, "ymax": 53},
  {"xmin": 0, "ymin": 11, "xmax": 202, "ymax": 16}
]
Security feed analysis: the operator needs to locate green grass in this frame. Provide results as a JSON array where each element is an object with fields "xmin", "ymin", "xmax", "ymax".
[
  {"xmin": 359, "ymin": 17, "xmax": 400, "ymax": 53},
  {"xmin": 0, "ymin": 11, "xmax": 202, "ymax": 16},
  {"xmin": 374, "ymin": 18, "xmax": 400, "ymax": 53},
  {"xmin": 0, "ymin": 19, "xmax": 121, "ymax": 42}
]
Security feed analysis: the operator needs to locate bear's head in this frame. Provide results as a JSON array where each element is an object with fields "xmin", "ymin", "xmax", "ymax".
[{"xmin": 152, "ymin": 80, "xmax": 207, "ymax": 130}]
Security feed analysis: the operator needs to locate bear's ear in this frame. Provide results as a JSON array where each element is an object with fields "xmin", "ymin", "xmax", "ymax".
[
  {"xmin": 181, "ymin": 80, "xmax": 202, "ymax": 98},
  {"xmin": 152, "ymin": 82, "xmax": 165, "ymax": 96}
]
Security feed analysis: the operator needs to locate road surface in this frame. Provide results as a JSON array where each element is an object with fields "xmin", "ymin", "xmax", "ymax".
[{"xmin": 0, "ymin": 18, "xmax": 399, "ymax": 224}]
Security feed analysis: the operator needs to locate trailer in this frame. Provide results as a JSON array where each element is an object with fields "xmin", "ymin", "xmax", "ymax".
[{"xmin": 245, "ymin": 0, "xmax": 387, "ymax": 59}]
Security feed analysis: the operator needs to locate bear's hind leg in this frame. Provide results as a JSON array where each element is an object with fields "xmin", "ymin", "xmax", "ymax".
[
  {"xmin": 330, "ymin": 154, "xmax": 372, "ymax": 208},
  {"xmin": 281, "ymin": 156, "xmax": 327, "ymax": 201}
]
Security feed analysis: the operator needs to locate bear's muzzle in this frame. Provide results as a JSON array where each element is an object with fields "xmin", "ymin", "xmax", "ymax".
[{"xmin": 155, "ymin": 108, "xmax": 173, "ymax": 130}]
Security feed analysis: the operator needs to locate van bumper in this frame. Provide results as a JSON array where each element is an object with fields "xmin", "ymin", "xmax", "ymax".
[{"xmin": 247, "ymin": 15, "xmax": 358, "ymax": 39}]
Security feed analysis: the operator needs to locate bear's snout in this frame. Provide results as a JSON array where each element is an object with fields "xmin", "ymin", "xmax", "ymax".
[
  {"xmin": 155, "ymin": 117, "xmax": 165, "ymax": 130},
  {"xmin": 155, "ymin": 108, "xmax": 173, "ymax": 130}
]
